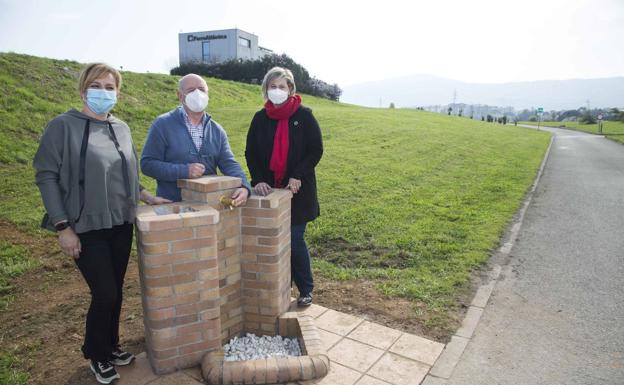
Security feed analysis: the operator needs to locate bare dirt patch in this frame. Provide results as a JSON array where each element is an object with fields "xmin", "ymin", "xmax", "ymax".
[
  {"xmin": 312, "ymin": 275, "xmax": 467, "ymax": 343},
  {"xmin": 0, "ymin": 221, "xmax": 144, "ymax": 385}
]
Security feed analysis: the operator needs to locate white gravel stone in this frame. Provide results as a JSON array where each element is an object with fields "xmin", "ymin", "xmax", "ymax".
[{"xmin": 223, "ymin": 333, "xmax": 302, "ymax": 361}]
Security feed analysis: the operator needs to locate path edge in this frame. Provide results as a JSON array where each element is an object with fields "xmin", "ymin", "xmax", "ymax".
[{"xmin": 421, "ymin": 134, "xmax": 555, "ymax": 385}]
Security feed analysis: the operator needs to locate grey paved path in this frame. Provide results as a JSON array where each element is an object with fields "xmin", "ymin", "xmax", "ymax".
[{"xmin": 445, "ymin": 126, "xmax": 624, "ymax": 384}]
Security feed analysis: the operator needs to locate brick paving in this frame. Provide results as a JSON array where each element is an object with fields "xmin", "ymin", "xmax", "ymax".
[{"xmin": 112, "ymin": 302, "xmax": 445, "ymax": 385}]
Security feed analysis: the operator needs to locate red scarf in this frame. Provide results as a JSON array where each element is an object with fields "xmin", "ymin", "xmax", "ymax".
[{"xmin": 265, "ymin": 94, "xmax": 302, "ymax": 188}]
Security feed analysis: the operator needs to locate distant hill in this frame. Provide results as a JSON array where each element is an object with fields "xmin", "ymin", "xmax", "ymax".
[{"xmin": 341, "ymin": 74, "xmax": 624, "ymax": 110}]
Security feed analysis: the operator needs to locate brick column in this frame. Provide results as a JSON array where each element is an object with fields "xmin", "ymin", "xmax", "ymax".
[
  {"xmin": 178, "ymin": 176, "xmax": 246, "ymax": 343},
  {"xmin": 136, "ymin": 203, "xmax": 221, "ymax": 374},
  {"xmin": 241, "ymin": 191, "xmax": 293, "ymax": 336}
]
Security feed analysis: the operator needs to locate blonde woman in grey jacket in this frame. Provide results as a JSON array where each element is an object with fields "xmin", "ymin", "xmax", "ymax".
[{"xmin": 33, "ymin": 63, "xmax": 170, "ymax": 384}]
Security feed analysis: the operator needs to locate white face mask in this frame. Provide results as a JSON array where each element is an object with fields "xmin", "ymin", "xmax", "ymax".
[
  {"xmin": 184, "ymin": 89, "xmax": 209, "ymax": 112},
  {"xmin": 267, "ymin": 88, "xmax": 289, "ymax": 105}
]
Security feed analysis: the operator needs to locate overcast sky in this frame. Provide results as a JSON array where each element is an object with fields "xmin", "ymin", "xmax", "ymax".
[{"xmin": 1, "ymin": 0, "xmax": 622, "ymax": 86}]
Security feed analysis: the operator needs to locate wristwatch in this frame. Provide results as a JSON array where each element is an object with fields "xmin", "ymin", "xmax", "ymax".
[{"xmin": 54, "ymin": 221, "xmax": 70, "ymax": 232}]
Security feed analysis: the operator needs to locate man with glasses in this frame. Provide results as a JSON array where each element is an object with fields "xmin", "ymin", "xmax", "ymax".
[{"xmin": 141, "ymin": 74, "xmax": 250, "ymax": 204}]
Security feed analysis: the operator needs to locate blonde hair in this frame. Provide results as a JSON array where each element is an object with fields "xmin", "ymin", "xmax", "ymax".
[
  {"xmin": 78, "ymin": 63, "xmax": 122, "ymax": 94},
  {"xmin": 261, "ymin": 67, "xmax": 296, "ymax": 100}
]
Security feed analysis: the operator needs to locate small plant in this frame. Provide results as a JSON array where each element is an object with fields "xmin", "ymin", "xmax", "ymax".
[
  {"xmin": 0, "ymin": 351, "xmax": 29, "ymax": 385},
  {"xmin": 579, "ymin": 111, "xmax": 596, "ymax": 124}
]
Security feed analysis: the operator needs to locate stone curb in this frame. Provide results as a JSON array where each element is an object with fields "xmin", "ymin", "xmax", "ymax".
[{"xmin": 422, "ymin": 135, "xmax": 555, "ymax": 384}]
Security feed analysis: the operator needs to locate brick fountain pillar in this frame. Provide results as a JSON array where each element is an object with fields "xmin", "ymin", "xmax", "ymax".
[{"xmin": 136, "ymin": 176, "xmax": 294, "ymax": 374}]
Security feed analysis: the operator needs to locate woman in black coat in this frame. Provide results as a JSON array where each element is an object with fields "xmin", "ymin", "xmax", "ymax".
[{"xmin": 245, "ymin": 66, "xmax": 323, "ymax": 306}]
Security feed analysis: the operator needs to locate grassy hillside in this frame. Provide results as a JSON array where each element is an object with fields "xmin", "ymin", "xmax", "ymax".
[
  {"xmin": 520, "ymin": 120, "xmax": 624, "ymax": 143},
  {"xmin": 0, "ymin": 53, "xmax": 550, "ymax": 360}
]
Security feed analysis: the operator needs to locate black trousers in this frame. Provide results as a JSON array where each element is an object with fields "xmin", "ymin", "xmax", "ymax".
[{"xmin": 75, "ymin": 223, "xmax": 133, "ymax": 362}]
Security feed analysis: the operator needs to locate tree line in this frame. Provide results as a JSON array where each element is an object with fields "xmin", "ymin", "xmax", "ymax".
[
  {"xmin": 518, "ymin": 107, "xmax": 624, "ymax": 124},
  {"xmin": 171, "ymin": 53, "xmax": 342, "ymax": 101}
]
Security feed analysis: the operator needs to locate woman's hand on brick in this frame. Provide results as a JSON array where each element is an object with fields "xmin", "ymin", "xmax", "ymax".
[
  {"xmin": 287, "ymin": 178, "xmax": 301, "ymax": 194},
  {"xmin": 149, "ymin": 196, "xmax": 173, "ymax": 205},
  {"xmin": 253, "ymin": 182, "xmax": 272, "ymax": 196},
  {"xmin": 140, "ymin": 189, "xmax": 172, "ymax": 205}
]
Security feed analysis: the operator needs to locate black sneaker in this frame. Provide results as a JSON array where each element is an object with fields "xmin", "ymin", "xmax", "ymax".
[
  {"xmin": 297, "ymin": 293, "xmax": 313, "ymax": 307},
  {"xmin": 89, "ymin": 360, "xmax": 120, "ymax": 384},
  {"xmin": 110, "ymin": 347, "xmax": 135, "ymax": 366}
]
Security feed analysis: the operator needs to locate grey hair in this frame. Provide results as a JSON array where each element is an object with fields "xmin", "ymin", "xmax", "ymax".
[
  {"xmin": 178, "ymin": 73, "xmax": 207, "ymax": 92},
  {"xmin": 261, "ymin": 67, "xmax": 296, "ymax": 100}
]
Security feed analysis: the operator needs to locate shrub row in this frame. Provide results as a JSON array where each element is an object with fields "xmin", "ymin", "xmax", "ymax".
[{"xmin": 171, "ymin": 54, "xmax": 342, "ymax": 101}]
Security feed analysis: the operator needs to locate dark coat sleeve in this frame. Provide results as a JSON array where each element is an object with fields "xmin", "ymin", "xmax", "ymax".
[
  {"xmin": 287, "ymin": 107, "xmax": 323, "ymax": 224},
  {"xmin": 291, "ymin": 109, "xmax": 323, "ymax": 180}
]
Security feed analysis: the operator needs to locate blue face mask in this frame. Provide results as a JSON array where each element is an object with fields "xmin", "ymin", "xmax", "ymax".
[{"xmin": 85, "ymin": 88, "xmax": 117, "ymax": 115}]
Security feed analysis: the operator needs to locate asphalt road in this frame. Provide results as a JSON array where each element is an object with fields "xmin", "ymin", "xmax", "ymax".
[{"xmin": 447, "ymin": 126, "xmax": 624, "ymax": 385}]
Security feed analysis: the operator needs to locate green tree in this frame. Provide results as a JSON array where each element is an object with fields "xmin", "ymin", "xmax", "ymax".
[{"xmin": 579, "ymin": 111, "xmax": 596, "ymax": 124}]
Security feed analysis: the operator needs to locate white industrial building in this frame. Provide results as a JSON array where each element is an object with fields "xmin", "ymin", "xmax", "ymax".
[{"xmin": 178, "ymin": 28, "xmax": 272, "ymax": 65}]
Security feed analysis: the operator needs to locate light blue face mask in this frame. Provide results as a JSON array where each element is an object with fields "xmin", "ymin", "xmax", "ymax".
[{"xmin": 85, "ymin": 88, "xmax": 117, "ymax": 115}]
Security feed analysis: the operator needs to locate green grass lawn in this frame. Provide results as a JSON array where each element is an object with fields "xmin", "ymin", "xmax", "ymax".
[
  {"xmin": 520, "ymin": 120, "xmax": 624, "ymax": 144},
  {"xmin": 0, "ymin": 241, "xmax": 38, "ymax": 310},
  {"xmin": 1, "ymin": 53, "xmax": 550, "ymax": 345}
]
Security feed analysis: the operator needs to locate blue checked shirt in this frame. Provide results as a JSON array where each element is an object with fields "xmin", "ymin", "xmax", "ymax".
[{"xmin": 181, "ymin": 108, "xmax": 206, "ymax": 150}]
